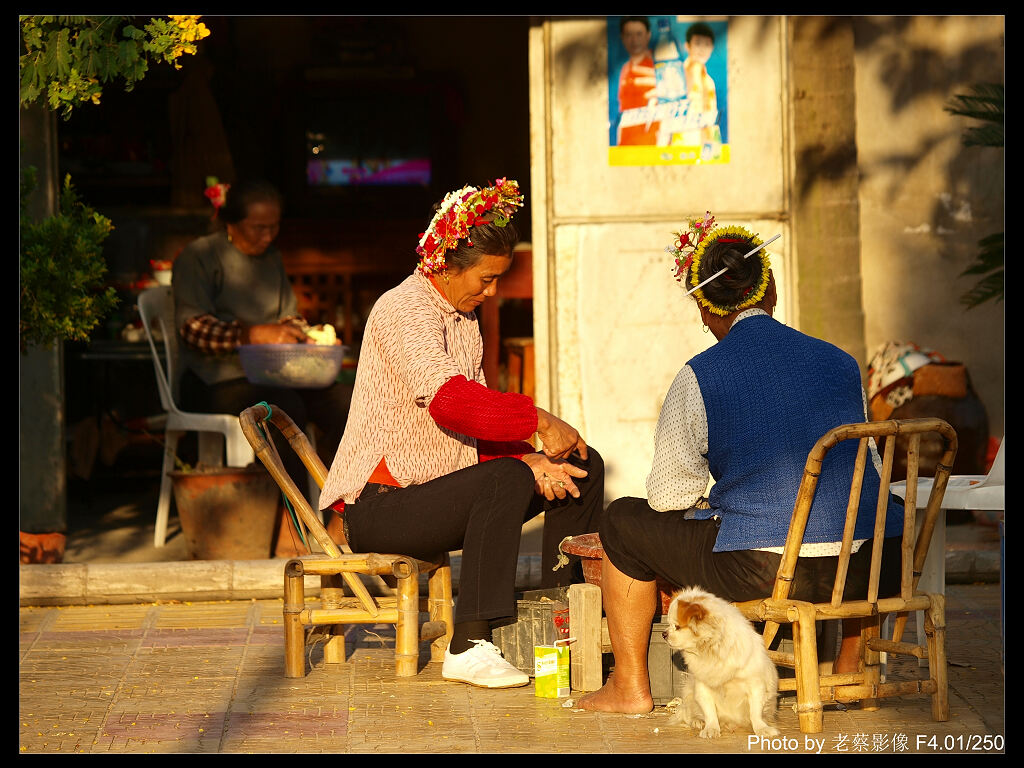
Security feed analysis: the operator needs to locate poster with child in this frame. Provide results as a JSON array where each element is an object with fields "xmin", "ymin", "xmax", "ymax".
[{"xmin": 608, "ymin": 16, "xmax": 729, "ymax": 166}]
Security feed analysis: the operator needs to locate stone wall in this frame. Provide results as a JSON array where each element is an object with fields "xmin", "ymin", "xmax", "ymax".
[{"xmin": 529, "ymin": 15, "xmax": 1004, "ymax": 504}]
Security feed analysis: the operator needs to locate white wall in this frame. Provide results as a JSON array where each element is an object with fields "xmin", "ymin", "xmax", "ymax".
[
  {"xmin": 853, "ymin": 16, "xmax": 1004, "ymax": 437},
  {"xmin": 530, "ymin": 15, "xmax": 1004, "ymax": 506},
  {"xmin": 530, "ymin": 17, "xmax": 790, "ymax": 502}
]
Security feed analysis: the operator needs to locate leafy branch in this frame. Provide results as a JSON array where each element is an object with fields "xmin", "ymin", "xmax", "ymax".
[
  {"xmin": 19, "ymin": 15, "xmax": 211, "ymax": 120},
  {"xmin": 20, "ymin": 168, "xmax": 119, "ymax": 352},
  {"xmin": 944, "ymin": 82, "xmax": 1003, "ymax": 309},
  {"xmin": 945, "ymin": 82, "xmax": 1004, "ymax": 148}
]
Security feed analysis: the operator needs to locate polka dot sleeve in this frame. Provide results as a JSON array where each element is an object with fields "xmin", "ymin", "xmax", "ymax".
[{"xmin": 646, "ymin": 364, "xmax": 710, "ymax": 511}]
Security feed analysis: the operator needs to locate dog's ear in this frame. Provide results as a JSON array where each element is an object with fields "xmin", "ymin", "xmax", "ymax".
[{"xmin": 672, "ymin": 598, "xmax": 708, "ymax": 628}]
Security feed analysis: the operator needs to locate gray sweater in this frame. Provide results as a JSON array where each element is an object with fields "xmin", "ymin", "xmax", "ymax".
[{"xmin": 172, "ymin": 231, "xmax": 298, "ymax": 385}]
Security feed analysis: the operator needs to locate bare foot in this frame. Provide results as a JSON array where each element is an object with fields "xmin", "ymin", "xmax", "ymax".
[{"xmin": 578, "ymin": 674, "xmax": 653, "ymax": 714}]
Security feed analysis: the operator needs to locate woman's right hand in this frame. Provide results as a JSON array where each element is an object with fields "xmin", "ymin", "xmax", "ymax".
[
  {"xmin": 521, "ymin": 452, "xmax": 589, "ymax": 501},
  {"xmin": 535, "ymin": 407, "xmax": 588, "ymax": 460},
  {"xmin": 243, "ymin": 323, "xmax": 307, "ymax": 345}
]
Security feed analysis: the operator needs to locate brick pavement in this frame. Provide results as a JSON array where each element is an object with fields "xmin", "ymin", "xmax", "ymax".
[{"xmin": 20, "ymin": 582, "xmax": 1003, "ymax": 754}]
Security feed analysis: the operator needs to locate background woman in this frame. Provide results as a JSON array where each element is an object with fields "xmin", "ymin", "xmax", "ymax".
[
  {"xmin": 319, "ymin": 178, "xmax": 605, "ymax": 689},
  {"xmin": 173, "ymin": 179, "xmax": 352, "ymax": 483}
]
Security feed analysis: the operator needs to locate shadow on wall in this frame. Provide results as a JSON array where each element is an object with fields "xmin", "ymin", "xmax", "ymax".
[
  {"xmin": 854, "ymin": 18, "xmax": 1002, "ymax": 263},
  {"xmin": 797, "ymin": 17, "xmax": 1002, "ymax": 229}
]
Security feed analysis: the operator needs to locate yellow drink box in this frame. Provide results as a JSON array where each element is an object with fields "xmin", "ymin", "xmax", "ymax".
[{"xmin": 534, "ymin": 638, "xmax": 572, "ymax": 698}]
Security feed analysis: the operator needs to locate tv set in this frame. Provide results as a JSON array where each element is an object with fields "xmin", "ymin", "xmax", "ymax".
[
  {"xmin": 286, "ymin": 75, "xmax": 457, "ymax": 218},
  {"xmin": 305, "ymin": 88, "xmax": 432, "ymax": 188}
]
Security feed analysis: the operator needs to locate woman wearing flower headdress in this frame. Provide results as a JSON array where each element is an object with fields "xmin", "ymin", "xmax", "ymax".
[
  {"xmin": 319, "ymin": 178, "xmax": 605, "ymax": 689},
  {"xmin": 580, "ymin": 214, "xmax": 906, "ymax": 715}
]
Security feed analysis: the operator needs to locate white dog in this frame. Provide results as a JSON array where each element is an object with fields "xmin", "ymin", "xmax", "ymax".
[{"xmin": 663, "ymin": 586, "xmax": 779, "ymax": 739}]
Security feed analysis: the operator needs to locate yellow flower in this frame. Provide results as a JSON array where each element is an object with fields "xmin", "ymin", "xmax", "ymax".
[
  {"xmin": 688, "ymin": 225, "xmax": 771, "ymax": 316},
  {"xmin": 170, "ymin": 16, "xmax": 210, "ymax": 40}
]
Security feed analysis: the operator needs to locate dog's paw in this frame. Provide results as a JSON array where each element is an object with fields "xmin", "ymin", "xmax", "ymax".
[
  {"xmin": 668, "ymin": 710, "xmax": 707, "ymax": 731},
  {"xmin": 754, "ymin": 724, "xmax": 780, "ymax": 738},
  {"xmin": 699, "ymin": 724, "xmax": 721, "ymax": 739}
]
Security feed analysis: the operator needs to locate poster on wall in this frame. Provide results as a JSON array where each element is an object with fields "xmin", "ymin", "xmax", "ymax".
[{"xmin": 607, "ymin": 15, "xmax": 729, "ymax": 166}]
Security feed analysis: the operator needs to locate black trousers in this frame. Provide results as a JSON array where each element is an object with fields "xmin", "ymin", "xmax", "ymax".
[
  {"xmin": 600, "ymin": 496, "xmax": 902, "ymax": 604},
  {"xmin": 180, "ymin": 368, "xmax": 353, "ymax": 485},
  {"xmin": 343, "ymin": 449, "xmax": 606, "ymax": 623}
]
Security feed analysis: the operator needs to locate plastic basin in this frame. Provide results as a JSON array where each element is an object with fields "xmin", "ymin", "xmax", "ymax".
[{"xmin": 239, "ymin": 343, "xmax": 347, "ymax": 389}]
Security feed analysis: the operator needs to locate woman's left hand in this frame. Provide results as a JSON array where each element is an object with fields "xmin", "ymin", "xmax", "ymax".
[{"xmin": 521, "ymin": 452, "xmax": 588, "ymax": 501}]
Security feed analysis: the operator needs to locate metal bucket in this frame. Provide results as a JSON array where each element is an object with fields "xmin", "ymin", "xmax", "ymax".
[{"xmin": 169, "ymin": 466, "xmax": 280, "ymax": 560}]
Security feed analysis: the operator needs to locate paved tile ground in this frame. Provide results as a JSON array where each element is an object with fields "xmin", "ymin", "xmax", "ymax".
[{"xmin": 19, "ymin": 582, "xmax": 1003, "ymax": 754}]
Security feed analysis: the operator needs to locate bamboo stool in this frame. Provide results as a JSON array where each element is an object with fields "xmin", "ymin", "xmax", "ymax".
[{"xmin": 238, "ymin": 403, "xmax": 453, "ymax": 678}]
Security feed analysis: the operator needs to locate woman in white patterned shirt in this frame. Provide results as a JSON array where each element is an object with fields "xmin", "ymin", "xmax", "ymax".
[{"xmin": 320, "ymin": 179, "xmax": 606, "ymax": 689}]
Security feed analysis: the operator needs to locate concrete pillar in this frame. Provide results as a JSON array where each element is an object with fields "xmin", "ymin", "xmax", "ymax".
[
  {"xmin": 20, "ymin": 105, "xmax": 67, "ymax": 535},
  {"xmin": 788, "ymin": 16, "xmax": 867, "ymax": 366}
]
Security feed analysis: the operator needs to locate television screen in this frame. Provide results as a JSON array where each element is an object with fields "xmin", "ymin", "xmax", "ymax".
[
  {"xmin": 304, "ymin": 90, "xmax": 432, "ymax": 188},
  {"xmin": 306, "ymin": 153, "xmax": 430, "ymax": 187}
]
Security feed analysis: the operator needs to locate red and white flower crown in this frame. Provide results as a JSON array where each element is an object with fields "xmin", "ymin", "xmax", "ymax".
[{"xmin": 416, "ymin": 178, "xmax": 524, "ymax": 275}]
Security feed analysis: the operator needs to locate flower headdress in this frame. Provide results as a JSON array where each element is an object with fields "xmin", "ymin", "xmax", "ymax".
[
  {"xmin": 416, "ymin": 178, "xmax": 524, "ymax": 276},
  {"xmin": 204, "ymin": 176, "xmax": 230, "ymax": 220},
  {"xmin": 667, "ymin": 211, "xmax": 780, "ymax": 316}
]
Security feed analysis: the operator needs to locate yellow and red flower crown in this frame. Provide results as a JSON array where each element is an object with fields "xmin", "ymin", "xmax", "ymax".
[
  {"xmin": 668, "ymin": 211, "xmax": 777, "ymax": 316},
  {"xmin": 416, "ymin": 178, "xmax": 524, "ymax": 275}
]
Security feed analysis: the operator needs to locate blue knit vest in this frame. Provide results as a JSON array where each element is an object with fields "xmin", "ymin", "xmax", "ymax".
[{"xmin": 687, "ymin": 314, "xmax": 903, "ymax": 552}]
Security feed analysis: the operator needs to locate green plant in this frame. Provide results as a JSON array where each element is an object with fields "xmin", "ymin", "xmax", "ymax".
[
  {"xmin": 945, "ymin": 82, "xmax": 1004, "ymax": 309},
  {"xmin": 20, "ymin": 167, "xmax": 119, "ymax": 352},
  {"xmin": 19, "ymin": 15, "xmax": 211, "ymax": 120}
]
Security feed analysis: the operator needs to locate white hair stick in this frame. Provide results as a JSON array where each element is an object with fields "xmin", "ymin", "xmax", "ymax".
[{"xmin": 684, "ymin": 233, "xmax": 781, "ymax": 296}]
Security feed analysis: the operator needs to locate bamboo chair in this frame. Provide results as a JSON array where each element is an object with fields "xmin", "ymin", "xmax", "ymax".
[
  {"xmin": 238, "ymin": 403, "xmax": 453, "ymax": 678},
  {"xmin": 734, "ymin": 418, "xmax": 958, "ymax": 734}
]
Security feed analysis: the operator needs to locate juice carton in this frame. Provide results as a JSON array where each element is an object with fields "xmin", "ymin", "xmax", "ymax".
[{"xmin": 534, "ymin": 638, "xmax": 572, "ymax": 698}]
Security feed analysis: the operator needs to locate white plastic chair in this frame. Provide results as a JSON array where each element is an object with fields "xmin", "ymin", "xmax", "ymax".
[
  {"xmin": 137, "ymin": 286, "xmax": 255, "ymax": 546},
  {"xmin": 889, "ymin": 436, "xmax": 1004, "ymax": 659}
]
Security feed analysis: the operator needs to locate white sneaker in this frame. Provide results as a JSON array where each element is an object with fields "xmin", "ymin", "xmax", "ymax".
[{"xmin": 441, "ymin": 639, "xmax": 530, "ymax": 689}]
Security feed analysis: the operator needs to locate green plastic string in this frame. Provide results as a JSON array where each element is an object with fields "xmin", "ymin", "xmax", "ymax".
[{"xmin": 255, "ymin": 401, "xmax": 307, "ymax": 548}]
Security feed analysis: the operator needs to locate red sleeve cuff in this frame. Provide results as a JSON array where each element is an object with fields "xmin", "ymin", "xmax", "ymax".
[
  {"xmin": 478, "ymin": 440, "xmax": 536, "ymax": 463},
  {"xmin": 428, "ymin": 375, "xmax": 538, "ymax": 441}
]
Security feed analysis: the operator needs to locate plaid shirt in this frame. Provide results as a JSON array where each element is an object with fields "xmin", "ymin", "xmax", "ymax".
[{"xmin": 180, "ymin": 313, "xmax": 310, "ymax": 353}]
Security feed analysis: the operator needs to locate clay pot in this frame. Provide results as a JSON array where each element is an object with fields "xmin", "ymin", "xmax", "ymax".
[
  {"xmin": 273, "ymin": 506, "xmax": 309, "ymax": 558},
  {"xmin": 169, "ymin": 466, "xmax": 279, "ymax": 560},
  {"xmin": 19, "ymin": 531, "xmax": 67, "ymax": 564}
]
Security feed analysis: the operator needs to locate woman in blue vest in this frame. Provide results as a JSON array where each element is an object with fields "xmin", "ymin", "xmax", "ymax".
[{"xmin": 580, "ymin": 213, "xmax": 904, "ymax": 715}]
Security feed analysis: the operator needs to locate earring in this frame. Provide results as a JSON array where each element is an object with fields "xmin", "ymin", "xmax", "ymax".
[
  {"xmin": 443, "ymin": 270, "xmax": 450, "ymax": 284},
  {"xmin": 702, "ymin": 324, "xmax": 709, "ymax": 334}
]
